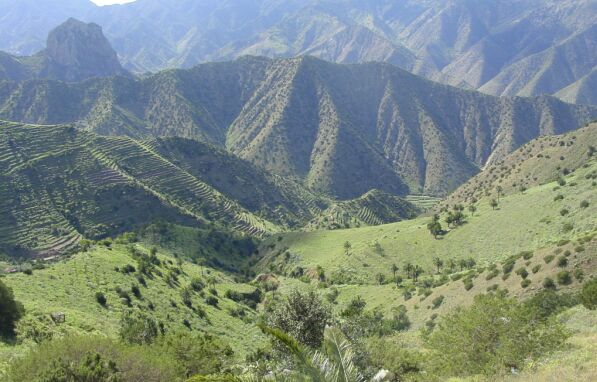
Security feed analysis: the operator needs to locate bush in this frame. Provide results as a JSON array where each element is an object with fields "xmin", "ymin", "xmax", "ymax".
[
  {"xmin": 485, "ymin": 269, "xmax": 499, "ymax": 280},
  {"xmin": 95, "ymin": 292, "xmax": 107, "ymax": 307},
  {"xmin": 516, "ymin": 267, "xmax": 529, "ymax": 279},
  {"xmin": 544, "ymin": 255, "xmax": 555, "ymax": 264},
  {"xmin": 521, "ymin": 279, "xmax": 531, "ymax": 288},
  {"xmin": 557, "ymin": 256, "xmax": 568, "ymax": 267},
  {"xmin": 0, "ymin": 279, "xmax": 25, "ymax": 338},
  {"xmin": 521, "ymin": 251, "xmax": 534, "ymax": 260},
  {"xmin": 431, "ymin": 295, "xmax": 445, "ymax": 309},
  {"xmin": 502, "ymin": 261, "xmax": 515, "ymax": 274},
  {"xmin": 426, "ymin": 294, "xmax": 569, "ymax": 376},
  {"xmin": 205, "ymin": 296, "xmax": 219, "ymax": 307},
  {"xmin": 119, "ymin": 311, "xmax": 159, "ymax": 345},
  {"xmin": 580, "ymin": 278, "xmax": 597, "ymax": 310},
  {"xmin": 557, "ymin": 271, "xmax": 572, "ymax": 285},
  {"xmin": 580, "ymin": 200, "xmax": 589, "ymax": 208},
  {"xmin": 532, "ymin": 265, "xmax": 541, "ymax": 274},
  {"xmin": 6, "ymin": 336, "xmax": 181, "ymax": 382},
  {"xmin": 574, "ymin": 268, "xmax": 584, "ymax": 282},
  {"xmin": 559, "ymin": 209, "xmax": 569, "ymax": 216},
  {"xmin": 463, "ymin": 279, "xmax": 474, "ymax": 291},
  {"xmin": 543, "ymin": 277, "xmax": 556, "ymax": 289}
]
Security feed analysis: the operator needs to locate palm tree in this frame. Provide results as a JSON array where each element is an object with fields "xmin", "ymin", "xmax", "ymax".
[
  {"xmin": 433, "ymin": 257, "xmax": 444, "ymax": 274},
  {"xmin": 391, "ymin": 264, "xmax": 399, "ymax": 283},
  {"xmin": 468, "ymin": 205, "xmax": 476, "ymax": 216},
  {"xmin": 257, "ymin": 324, "xmax": 364, "ymax": 382},
  {"xmin": 490, "ymin": 199, "xmax": 498, "ymax": 210},
  {"xmin": 404, "ymin": 262, "xmax": 414, "ymax": 279},
  {"xmin": 343, "ymin": 241, "xmax": 352, "ymax": 256},
  {"xmin": 413, "ymin": 265, "xmax": 424, "ymax": 282}
]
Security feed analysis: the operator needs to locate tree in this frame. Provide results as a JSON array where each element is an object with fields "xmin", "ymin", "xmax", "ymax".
[
  {"xmin": 468, "ymin": 205, "xmax": 477, "ymax": 216},
  {"xmin": 496, "ymin": 186, "xmax": 503, "ymax": 201},
  {"xmin": 426, "ymin": 294, "xmax": 568, "ymax": 376},
  {"xmin": 490, "ymin": 199, "xmax": 498, "ymax": 210},
  {"xmin": 412, "ymin": 265, "xmax": 424, "ymax": 282},
  {"xmin": 404, "ymin": 263, "xmax": 414, "ymax": 279},
  {"xmin": 259, "ymin": 324, "xmax": 363, "ymax": 382},
  {"xmin": 0, "ymin": 279, "xmax": 25, "ymax": 338},
  {"xmin": 427, "ymin": 219, "xmax": 443, "ymax": 239},
  {"xmin": 391, "ymin": 264, "xmax": 399, "ymax": 283},
  {"xmin": 446, "ymin": 259, "xmax": 456, "ymax": 272},
  {"xmin": 580, "ymin": 278, "xmax": 597, "ymax": 310},
  {"xmin": 264, "ymin": 290, "xmax": 331, "ymax": 350},
  {"xmin": 343, "ymin": 241, "xmax": 352, "ymax": 256},
  {"xmin": 375, "ymin": 273, "xmax": 385, "ymax": 285},
  {"xmin": 433, "ymin": 257, "xmax": 444, "ymax": 274}
]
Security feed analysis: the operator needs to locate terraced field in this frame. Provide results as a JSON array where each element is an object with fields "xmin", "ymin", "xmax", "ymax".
[{"xmin": 0, "ymin": 121, "xmax": 275, "ymax": 256}]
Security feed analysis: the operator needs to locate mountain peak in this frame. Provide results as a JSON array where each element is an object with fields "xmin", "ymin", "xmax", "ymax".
[{"xmin": 41, "ymin": 18, "xmax": 129, "ymax": 82}]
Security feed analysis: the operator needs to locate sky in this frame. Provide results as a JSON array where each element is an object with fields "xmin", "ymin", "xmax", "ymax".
[{"xmin": 91, "ymin": 0, "xmax": 136, "ymax": 5}]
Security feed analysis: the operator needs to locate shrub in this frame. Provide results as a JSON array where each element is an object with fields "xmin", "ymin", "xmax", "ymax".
[
  {"xmin": 563, "ymin": 250, "xmax": 571, "ymax": 257},
  {"xmin": 431, "ymin": 295, "xmax": 445, "ymax": 309},
  {"xmin": 0, "ymin": 279, "xmax": 25, "ymax": 338},
  {"xmin": 544, "ymin": 254, "xmax": 555, "ymax": 264},
  {"xmin": 205, "ymin": 296, "xmax": 219, "ymax": 307},
  {"xmin": 557, "ymin": 256, "xmax": 568, "ymax": 267},
  {"xmin": 463, "ymin": 279, "xmax": 474, "ymax": 291},
  {"xmin": 6, "ymin": 336, "xmax": 181, "ymax": 382},
  {"xmin": 502, "ymin": 261, "xmax": 515, "ymax": 275},
  {"xmin": 485, "ymin": 269, "xmax": 499, "ymax": 280},
  {"xmin": 119, "ymin": 311, "xmax": 159, "ymax": 345},
  {"xmin": 543, "ymin": 277, "xmax": 556, "ymax": 289},
  {"xmin": 95, "ymin": 292, "xmax": 107, "ymax": 307},
  {"xmin": 556, "ymin": 271, "xmax": 572, "ymax": 285},
  {"xmin": 580, "ymin": 200, "xmax": 589, "ymax": 208},
  {"xmin": 553, "ymin": 194, "xmax": 564, "ymax": 201},
  {"xmin": 131, "ymin": 284, "xmax": 142, "ymax": 299},
  {"xmin": 532, "ymin": 265, "xmax": 541, "ymax": 274},
  {"xmin": 575, "ymin": 245, "xmax": 585, "ymax": 253},
  {"xmin": 521, "ymin": 279, "xmax": 531, "ymax": 288},
  {"xmin": 521, "ymin": 251, "xmax": 534, "ymax": 260},
  {"xmin": 559, "ymin": 209, "xmax": 569, "ymax": 216},
  {"xmin": 516, "ymin": 268, "xmax": 529, "ymax": 279},
  {"xmin": 580, "ymin": 278, "xmax": 597, "ymax": 310},
  {"xmin": 573, "ymin": 268, "xmax": 584, "ymax": 282},
  {"xmin": 426, "ymin": 294, "xmax": 569, "ymax": 376}
]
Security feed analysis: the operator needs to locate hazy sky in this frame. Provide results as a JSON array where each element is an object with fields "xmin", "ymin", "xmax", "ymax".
[{"xmin": 91, "ymin": 0, "xmax": 136, "ymax": 5}]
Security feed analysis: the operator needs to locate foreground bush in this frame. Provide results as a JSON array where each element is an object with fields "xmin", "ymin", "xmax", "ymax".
[
  {"xmin": 425, "ymin": 293, "xmax": 569, "ymax": 377},
  {"xmin": 6, "ymin": 336, "xmax": 180, "ymax": 382},
  {"xmin": 0, "ymin": 279, "xmax": 25, "ymax": 338}
]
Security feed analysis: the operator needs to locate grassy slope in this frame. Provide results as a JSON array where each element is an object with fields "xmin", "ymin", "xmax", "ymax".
[
  {"xmin": 259, "ymin": 157, "xmax": 596, "ymax": 283},
  {"xmin": 0, "ymin": 241, "xmax": 267, "ymax": 373}
]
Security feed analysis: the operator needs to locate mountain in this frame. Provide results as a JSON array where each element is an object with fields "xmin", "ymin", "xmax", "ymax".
[
  {"xmin": 0, "ymin": 56, "xmax": 595, "ymax": 198},
  {"xmin": 0, "ymin": 0, "xmax": 594, "ymax": 103},
  {"xmin": 0, "ymin": 18, "xmax": 129, "ymax": 82}
]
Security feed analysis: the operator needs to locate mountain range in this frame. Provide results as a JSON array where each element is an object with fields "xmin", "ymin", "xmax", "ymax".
[
  {"xmin": 0, "ymin": 0, "xmax": 595, "ymax": 104},
  {"xmin": 1, "ymin": 54, "xmax": 595, "ymax": 198}
]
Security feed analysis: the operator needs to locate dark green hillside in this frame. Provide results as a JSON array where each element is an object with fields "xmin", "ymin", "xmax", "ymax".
[
  {"xmin": 0, "ymin": 121, "xmax": 274, "ymax": 257},
  {"xmin": 0, "ymin": 121, "xmax": 419, "ymax": 257},
  {"xmin": 1, "ymin": 57, "xmax": 595, "ymax": 198}
]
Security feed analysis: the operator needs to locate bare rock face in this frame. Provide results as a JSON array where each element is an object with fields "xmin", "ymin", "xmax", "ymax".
[{"xmin": 41, "ymin": 18, "xmax": 129, "ymax": 82}]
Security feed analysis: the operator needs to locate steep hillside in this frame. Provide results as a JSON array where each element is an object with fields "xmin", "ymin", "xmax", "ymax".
[
  {"xmin": 1, "ymin": 0, "xmax": 594, "ymax": 102},
  {"xmin": 0, "ymin": 18, "xmax": 129, "ymax": 82},
  {"xmin": 0, "ymin": 121, "xmax": 277, "ymax": 257},
  {"xmin": 1, "ymin": 57, "xmax": 595, "ymax": 198},
  {"xmin": 0, "ymin": 238, "xmax": 268, "ymax": 372},
  {"xmin": 556, "ymin": 68, "xmax": 597, "ymax": 106},
  {"xmin": 443, "ymin": 122, "xmax": 597, "ymax": 206}
]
